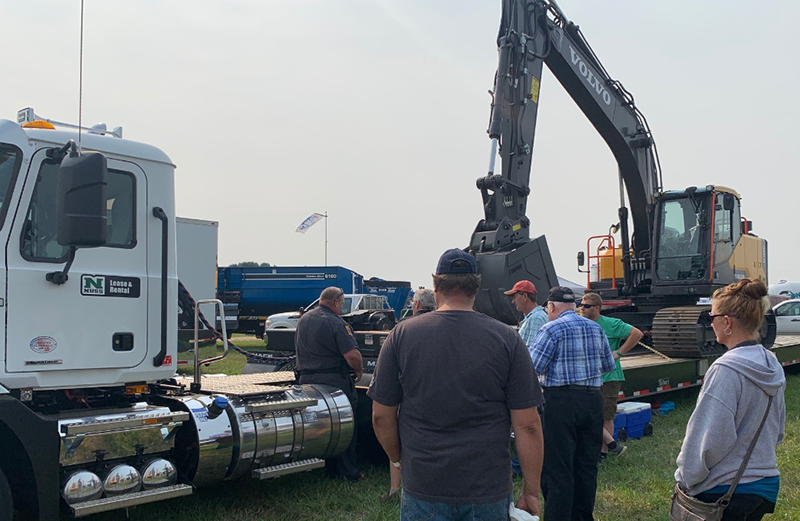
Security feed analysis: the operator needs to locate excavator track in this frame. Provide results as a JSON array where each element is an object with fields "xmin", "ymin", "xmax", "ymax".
[
  {"xmin": 651, "ymin": 306, "xmax": 723, "ymax": 358},
  {"xmin": 650, "ymin": 305, "xmax": 778, "ymax": 358}
]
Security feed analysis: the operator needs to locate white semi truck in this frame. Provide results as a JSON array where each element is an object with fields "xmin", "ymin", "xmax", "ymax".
[{"xmin": 0, "ymin": 109, "xmax": 354, "ymax": 520}]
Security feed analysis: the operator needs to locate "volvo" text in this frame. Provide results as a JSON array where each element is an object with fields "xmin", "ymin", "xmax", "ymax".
[{"xmin": 569, "ymin": 46, "xmax": 611, "ymax": 106}]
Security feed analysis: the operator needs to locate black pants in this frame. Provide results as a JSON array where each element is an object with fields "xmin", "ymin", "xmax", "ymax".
[
  {"xmin": 694, "ymin": 493, "xmax": 776, "ymax": 521},
  {"xmin": 298, "ymin": 373, "xmax": 360, "ymax": 481},
  {"xmin": 541, "ymin": 386, "xmax": 604, "ymax": 521}
]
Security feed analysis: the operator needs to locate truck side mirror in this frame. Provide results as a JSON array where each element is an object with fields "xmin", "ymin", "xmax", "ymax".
[
  {"xmin": 577, "ymin": 251, "xmax": 585, "ymax": 267},
  {"xmin": 57, "ymin": 151, "xmax": 108, "ymax": 247},
  {"xmin": 722, "ymin": 193, "xmax": 735, "ymax": 211},
  {"xmin": 46, "ymin": 149, "xmax": 108, "ymax": 285}
]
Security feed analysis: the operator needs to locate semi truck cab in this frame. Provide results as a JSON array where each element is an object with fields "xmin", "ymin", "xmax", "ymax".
[
  {"xmin": 0, "ymin": 111, "xmax": 354, "ymax": 520},
  {"xmin": 0, "ymin": 116, "xmax": 178, "ymax": 388}
]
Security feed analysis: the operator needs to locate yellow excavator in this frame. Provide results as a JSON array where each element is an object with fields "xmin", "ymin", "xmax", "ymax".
[{"xmin": 468, "ymin": 0, "xmax": 774, "ymax": 356}]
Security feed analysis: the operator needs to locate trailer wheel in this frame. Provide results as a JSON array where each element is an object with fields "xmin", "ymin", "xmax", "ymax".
[{"xmin": 0, "ymin": 466, "xmax": 13, "ymax": 520}]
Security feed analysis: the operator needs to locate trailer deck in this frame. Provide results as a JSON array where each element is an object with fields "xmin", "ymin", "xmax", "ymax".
[{"xmin": 617, "ymin": 335, "xmax": 800, "ymax": 401}]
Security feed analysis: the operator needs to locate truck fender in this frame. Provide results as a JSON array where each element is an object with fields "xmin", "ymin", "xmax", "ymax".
[{"xmin": 0, "ymin": 396, "xmax": 60, "ymax": 521}]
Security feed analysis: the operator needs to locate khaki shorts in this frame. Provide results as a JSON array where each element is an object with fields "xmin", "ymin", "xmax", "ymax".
[{"xmin": 601, "ymin": 381, "xmax": 622, "ymax": 421}]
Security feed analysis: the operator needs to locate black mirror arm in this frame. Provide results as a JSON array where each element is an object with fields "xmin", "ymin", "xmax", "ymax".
[{"xmin": 46, "ymin": 247, "xmax": 77, "ymax": 285}]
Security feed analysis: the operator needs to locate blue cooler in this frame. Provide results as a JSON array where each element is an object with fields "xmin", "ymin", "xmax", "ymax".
[
  {"xmin": 616, "ymin": 402, "xmax": 652, "ymax": 440},
  {"xmin": 612, "ymin": 412, "xmax": 626, "ymax": 441}
]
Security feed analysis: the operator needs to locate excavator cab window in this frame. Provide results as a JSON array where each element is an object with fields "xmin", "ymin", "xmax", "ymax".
[
  {"xmin": 655, "ymin": 196, "xmax": 709, "ymax": 282},
  {"xmin": 713, "ymin": 192, "xmax": 740, "ymax": 265}
]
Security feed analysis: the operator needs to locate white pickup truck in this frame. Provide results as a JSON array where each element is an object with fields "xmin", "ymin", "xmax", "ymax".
[{"xmin": 265, "ymin": 294, "xmax": 396, "ymax": 331}]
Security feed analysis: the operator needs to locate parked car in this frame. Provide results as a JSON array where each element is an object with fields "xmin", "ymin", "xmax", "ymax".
[
  {"xmin": 773, "ymin": 299, "xmax": 800, "ymax": 335},
  {"xmin": 265, "ymin": 294, "xmax": 396, "ymax": 331}
]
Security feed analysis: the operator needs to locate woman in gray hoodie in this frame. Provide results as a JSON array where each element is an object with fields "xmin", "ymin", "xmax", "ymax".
[{"xmin": 675, "ymin": 279, "xmax": 786, "ymax": 520}]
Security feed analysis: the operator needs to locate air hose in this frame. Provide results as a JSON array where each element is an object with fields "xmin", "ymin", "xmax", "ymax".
[{"xmin": 178, "ymin": 280, "xmax": 296, "ymax": 364}]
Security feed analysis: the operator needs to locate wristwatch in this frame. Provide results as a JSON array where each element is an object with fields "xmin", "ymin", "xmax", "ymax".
[{"xmin": 392, "ymin": 461, "xmax": 401, "ymax": 468}]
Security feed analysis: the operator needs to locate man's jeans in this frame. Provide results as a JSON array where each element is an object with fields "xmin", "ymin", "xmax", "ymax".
[{"xmin": 401, "ymin": 492, "xmax": 511, "ymax": 521}]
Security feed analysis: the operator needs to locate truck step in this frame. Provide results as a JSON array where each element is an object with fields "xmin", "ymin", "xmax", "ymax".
[
  {"xmin": 252, "ymin": 458, "xmax": 325, "ymax": 480},
  {"xmin": 70, "ymin": 484, "xmax": 193, "ymax": 517},
  {"xmin": 245, "ymin": 396, "xmax": 318, "ymax": 413},
  {"xmin": 60, "ymin": 410, "xmax": 190, "ymax": 436}
]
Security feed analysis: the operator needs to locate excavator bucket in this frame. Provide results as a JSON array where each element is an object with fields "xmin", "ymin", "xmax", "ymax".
[{"xmin": 474, "ymin": 236, "xmax": 559, "ymax": 325}]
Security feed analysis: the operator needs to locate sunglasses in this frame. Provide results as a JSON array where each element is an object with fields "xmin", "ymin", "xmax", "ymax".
[
  {"xmin": 580, "ymin": 303, "xmax": 597, "ymax": 309},
  {"xmin": 708, "ymin": 313, "xmax": 740, "ymax": 320}
]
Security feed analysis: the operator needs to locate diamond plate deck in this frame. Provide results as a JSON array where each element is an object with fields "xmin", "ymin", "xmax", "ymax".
[{"xmin": 175, "ymin": 371, "xmax": 297, "ymax": 398}]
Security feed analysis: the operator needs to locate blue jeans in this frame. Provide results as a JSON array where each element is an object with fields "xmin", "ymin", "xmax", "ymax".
[{"xmin": 401, "ymin": 492, "xmax": 511, "ymax": 521}]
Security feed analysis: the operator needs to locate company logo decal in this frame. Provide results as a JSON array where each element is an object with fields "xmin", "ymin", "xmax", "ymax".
[
  {"xmin": 82, "ymin": 276, "xmax": 105, "ymax": 295},
  {"xmin": 81, "ymin": 275, "xmax": 141, "ymax": 298},
  {"xmin": 30, "ymin": 336, "xmax": 57, "ymax": 354},
  {"xmin": 569, "ymin": 46, "xmax": 612, "ymax": 106}
]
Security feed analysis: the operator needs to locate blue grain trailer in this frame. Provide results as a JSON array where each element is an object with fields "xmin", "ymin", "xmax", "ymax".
[{"xmin": 217, "ymin": 266, "xmax": 364, "ymax": 336}]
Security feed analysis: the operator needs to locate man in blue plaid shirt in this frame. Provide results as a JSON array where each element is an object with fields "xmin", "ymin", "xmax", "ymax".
[{"xmin": 529, "ymin": 286, "xmax": 614, "ymax": 521}]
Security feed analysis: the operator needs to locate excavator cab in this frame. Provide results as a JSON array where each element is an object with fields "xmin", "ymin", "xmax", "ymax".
[{"xmin": 652, "ymin": 186, "xmax": 766, "ymax": 293}]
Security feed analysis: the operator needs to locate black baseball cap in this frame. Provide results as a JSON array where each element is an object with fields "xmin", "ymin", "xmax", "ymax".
[
  {"xmin": 547, "ymin": 286, "xmax": 576, "ymax": 303},
  {"xmin": 436, "ymin": 248, "xmax": 478, "ymax": 275}
]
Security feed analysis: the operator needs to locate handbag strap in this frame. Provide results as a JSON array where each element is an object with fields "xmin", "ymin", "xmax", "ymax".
[{"xmin": 717, "ymin": 395, "xmax": 774, "ymax": 506}]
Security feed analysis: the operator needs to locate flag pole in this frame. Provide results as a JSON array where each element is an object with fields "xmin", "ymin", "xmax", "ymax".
[{"xmin": 324, "ymin": 211, "xmax": 328, "ymax": 266}]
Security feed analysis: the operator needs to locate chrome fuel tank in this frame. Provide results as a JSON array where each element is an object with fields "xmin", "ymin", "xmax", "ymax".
[{"xmin": 164, "ymin": 383, "xmax": 353, "ymax": 485}]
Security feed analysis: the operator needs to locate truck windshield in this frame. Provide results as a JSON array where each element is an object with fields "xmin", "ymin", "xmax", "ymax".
[
  {"xmin": 656, "ymin": 196, "xmax": 708, "ymax": 281},
  {"xmin": 0, "ymin": 145, "xmax": 21, "ymax": 230},
  {"xmin": 341, "ymin": 297, "xmax": 353, "ymax": 314}
]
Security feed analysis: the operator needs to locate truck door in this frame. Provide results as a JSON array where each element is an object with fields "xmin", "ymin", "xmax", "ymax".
[
  {"xmin": 5, "ymin": 152, "xmax": 149, "ymax": 373},
  {"xmin": 0, "ymin": 143, "xmax": 22, "ymax": 372}
]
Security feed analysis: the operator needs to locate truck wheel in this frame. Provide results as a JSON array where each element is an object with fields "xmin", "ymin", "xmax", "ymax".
[
  {"xmin": 275, "ymin": 359, "xmax": 296, "ymax": 373},
  {"xmin": 0, "ymin": 466, "xmax": 13, "ymax": 520}
]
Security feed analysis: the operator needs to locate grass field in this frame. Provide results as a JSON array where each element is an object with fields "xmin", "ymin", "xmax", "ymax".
[{"xmin": 77, "ymin": 341, "xmax": 800, "ymax": 521}]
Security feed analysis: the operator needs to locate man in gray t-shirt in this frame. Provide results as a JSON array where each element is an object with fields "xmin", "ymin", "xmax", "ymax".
[{"xmin": 368, "ymin": 249, "xmax": 545, "ymax": 520}]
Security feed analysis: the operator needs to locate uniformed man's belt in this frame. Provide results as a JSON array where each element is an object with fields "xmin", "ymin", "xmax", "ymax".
[{"xmin": 296, "ymin": 368, "xmax": 347, "ymax": 376}]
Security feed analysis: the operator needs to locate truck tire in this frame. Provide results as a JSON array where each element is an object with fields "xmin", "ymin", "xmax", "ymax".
[
  {"xmin": 0, "ymin": 466, "xmax": 13, "ymax": 521},
  {"xmin": 275, "ymin": 359, "xmax": 296, "ymax": 373}
]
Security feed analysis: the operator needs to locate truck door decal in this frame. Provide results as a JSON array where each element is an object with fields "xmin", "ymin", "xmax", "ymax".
[{"xmin": 80, "ymin": 274, "xmax": 141, "ymax": 298}]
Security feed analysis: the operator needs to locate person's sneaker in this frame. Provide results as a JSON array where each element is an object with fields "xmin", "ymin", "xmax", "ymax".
[{"xmin": 608, "ymin": 443, "xmax": 627, "ymax": 456}]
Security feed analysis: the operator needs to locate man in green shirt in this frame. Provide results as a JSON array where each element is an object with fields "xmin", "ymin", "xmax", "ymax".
[{"xmin": 580, "ymin": 292, "xmax": 643, "ymax": 457}]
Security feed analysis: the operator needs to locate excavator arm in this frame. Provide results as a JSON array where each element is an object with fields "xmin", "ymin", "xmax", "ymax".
[{"xmin": 471, "ymin": 0, "xmax": 661, "ymax": 323}]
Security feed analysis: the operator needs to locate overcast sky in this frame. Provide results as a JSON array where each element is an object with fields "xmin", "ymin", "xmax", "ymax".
[{"xmin": 2, "ymin": 0, "xmax": 798, "ymax": 291}]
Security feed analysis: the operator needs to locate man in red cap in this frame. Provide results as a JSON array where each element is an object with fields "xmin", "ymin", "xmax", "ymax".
[{"xmin": 504, "ymin": 280, "xmax": 548, "ymax": 352}]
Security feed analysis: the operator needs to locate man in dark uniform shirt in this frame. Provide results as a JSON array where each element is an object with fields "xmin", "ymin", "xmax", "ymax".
[{"xmin": 295, "ymin": 286, "xmax": 363, "ymax": 481}]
